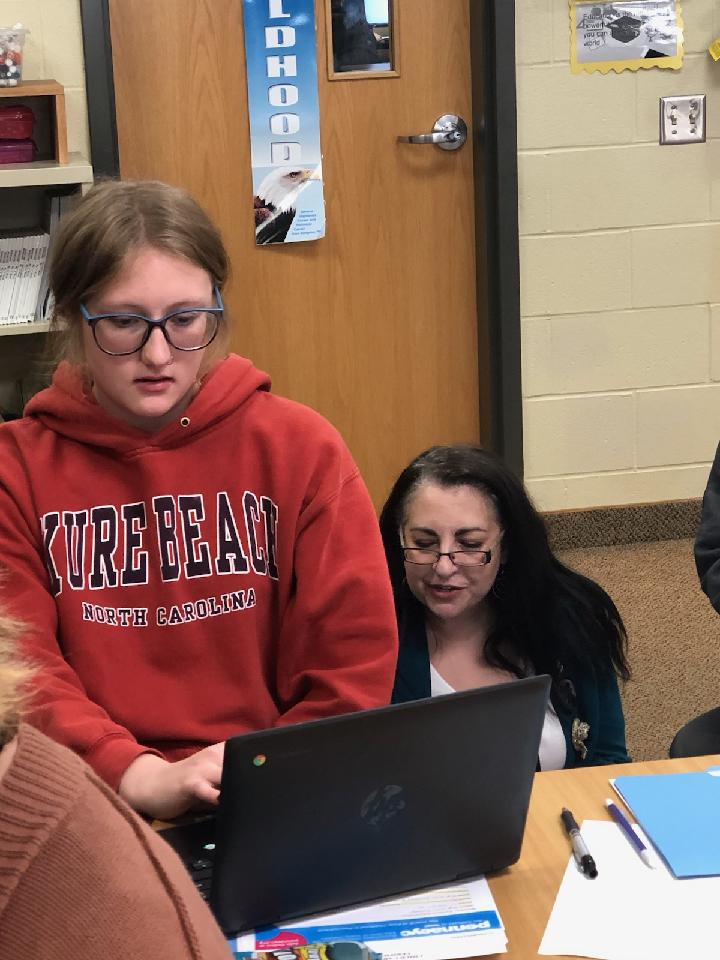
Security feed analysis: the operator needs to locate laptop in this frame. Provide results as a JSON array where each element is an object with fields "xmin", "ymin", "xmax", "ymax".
[{"xmin": 161, "ymin": 674, "xmax": 550, "ymax": 936}]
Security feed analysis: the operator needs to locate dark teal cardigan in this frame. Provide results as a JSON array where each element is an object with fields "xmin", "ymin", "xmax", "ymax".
[{"xmin": 391, "ymin": 598, "xmax": 630, "ymax": 768}]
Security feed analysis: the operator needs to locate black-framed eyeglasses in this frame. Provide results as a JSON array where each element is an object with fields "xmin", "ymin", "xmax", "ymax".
[
  {"xmin": 402, "ymin": 546, "xmax": 493, "ymax": 567},
  {"xmin": 80, "ymin": 286, "xmax": 224, "ymax": 356}
]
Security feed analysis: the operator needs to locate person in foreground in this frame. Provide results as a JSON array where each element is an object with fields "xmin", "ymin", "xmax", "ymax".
[
  {"xmin": 0, "ymin": 179, "xmax": 397, "ymax": 821},
  {"xmin": 0, "ymin": 612, "xmax": 232, "ymax": 960},
  {"xmin": 379, "ymin": 445, "xmax": 631, "ymax": 768}
]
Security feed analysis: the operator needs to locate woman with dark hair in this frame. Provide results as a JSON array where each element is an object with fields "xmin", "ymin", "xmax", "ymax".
[{"xmin": 379, "ymin": 445, "xmax": 630, "ymax": 768}]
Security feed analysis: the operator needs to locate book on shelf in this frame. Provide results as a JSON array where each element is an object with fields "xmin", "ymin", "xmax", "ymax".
[
  {"xmin": 0, "ymin": 190, "xmax": 78, "ymax": 327},
  {"xmin": 0, "ymin": 232, "xmax": 50, "ymax": 325}
]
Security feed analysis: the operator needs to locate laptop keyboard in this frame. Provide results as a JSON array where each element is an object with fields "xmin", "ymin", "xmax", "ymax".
[
  {"xmin": 189, "ymin": 855, "xmax": 215, "ymax": 900},
  {"xmin": 160, "ymin": 817, "xmax": 218, "ymax": 902}
]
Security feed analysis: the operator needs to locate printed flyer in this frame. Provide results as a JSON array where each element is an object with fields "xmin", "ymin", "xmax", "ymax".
[
  {"xmin": 570, "ymin": 1, "xmax": 683, "ymax": 74},
  {"xmin": 229, "ymin": 878, "xmax": 507, "ymax": 959}
]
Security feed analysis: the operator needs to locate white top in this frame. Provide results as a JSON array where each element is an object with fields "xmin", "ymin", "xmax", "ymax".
[{"xmin": 429, "ymin": 664, "xmax": 567, "ymax": 771}]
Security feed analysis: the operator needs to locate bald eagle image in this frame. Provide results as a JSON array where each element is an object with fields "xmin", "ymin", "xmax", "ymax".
[{"xmin": 254, "ymin": 166, "xmax": 321, "ymax": 245}]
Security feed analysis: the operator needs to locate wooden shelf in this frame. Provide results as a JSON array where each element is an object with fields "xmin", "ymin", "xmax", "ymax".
[
  {"xmin": 0, "ymin": 79, "xmax": 63, "ymax": 98},
  {"xmin": 0, "ymin": 82, "xmax": 89, "ymax": 340},
  {"xmin": 0, "ymin": 320, "xmax": 51, "ymax": 337},
  {"xmin": 0, "ymin": 152, "xmax": 92, "ymax": 188},
  {"xmin": 0, "ymin": 79, "xmax": 68, "ymax": 163}
]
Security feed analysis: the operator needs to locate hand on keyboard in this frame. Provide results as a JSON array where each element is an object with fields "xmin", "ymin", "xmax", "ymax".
[{"xmin": 118, "ymin": 742, "xmax": 225, "ymax": 820}]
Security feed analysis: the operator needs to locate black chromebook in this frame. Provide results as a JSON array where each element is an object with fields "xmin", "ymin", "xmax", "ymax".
[{"xmin": 161, "ymin": 674, "xmax": 550, "ymax": 936}]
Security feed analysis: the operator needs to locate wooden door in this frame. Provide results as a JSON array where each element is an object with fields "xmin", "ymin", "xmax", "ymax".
[{"xmin": 108, "ymin": 0, "xmax": 481, "ymax": 508}]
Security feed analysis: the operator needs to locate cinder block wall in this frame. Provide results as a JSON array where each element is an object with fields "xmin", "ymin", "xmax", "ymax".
[
  {"xmin": 517, "ymin": 2, "xmax": 720, "ymax": 511},
  {"xmin": 0, "ymin": 0, "xmax": 89, "ymax": 155}
]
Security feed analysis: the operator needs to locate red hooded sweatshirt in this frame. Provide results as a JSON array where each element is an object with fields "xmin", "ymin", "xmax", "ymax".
[{"xmin": 0, "ymin": 355, "xmax": 398, "ymax": 789}]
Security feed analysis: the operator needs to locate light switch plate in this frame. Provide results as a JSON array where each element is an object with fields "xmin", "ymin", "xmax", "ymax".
[{"xmin": 659, "ymin": 95, "xmax": 706, "ymax": 144}]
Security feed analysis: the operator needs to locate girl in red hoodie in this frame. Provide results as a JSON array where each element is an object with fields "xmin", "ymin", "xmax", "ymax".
[{"xmin": 0, "ymin": 179, "xmax": 397, "ymax": 820}]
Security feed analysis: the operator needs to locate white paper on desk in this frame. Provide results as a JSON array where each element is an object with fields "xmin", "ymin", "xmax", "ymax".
[
  {"xmin": 230, "ymin": 878, "xmax": 507, "ymax": 959},
  {"xmin": 539, "ymin": 820, "xmax": 720, "ymax": 960}
]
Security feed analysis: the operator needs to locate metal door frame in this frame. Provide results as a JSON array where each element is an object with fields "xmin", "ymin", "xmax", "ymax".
[{"xmin": 79, "ymin": 0, "xmax": 522, "ymax": 475}]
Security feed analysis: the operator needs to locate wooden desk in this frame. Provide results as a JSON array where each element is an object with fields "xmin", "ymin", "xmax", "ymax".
[{"xmin": 489, "ymin": 754, "xmax": 720, "ymax": 959}]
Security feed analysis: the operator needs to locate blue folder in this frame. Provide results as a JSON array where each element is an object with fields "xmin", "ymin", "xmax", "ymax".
[{"xmin": 613, "ymin": 767, "xmax": 720, "ymax": 878}]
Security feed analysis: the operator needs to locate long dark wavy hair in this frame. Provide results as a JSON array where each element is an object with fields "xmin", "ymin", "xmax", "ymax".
[{"xmin": 379, "ymin": 445, "xmax": 630, "ymax": 684}]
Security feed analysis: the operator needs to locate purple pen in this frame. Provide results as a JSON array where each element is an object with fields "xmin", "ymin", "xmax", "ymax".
[{"xmin": 605, "ymin": 798, "xmax": 654, "ymax": 869}]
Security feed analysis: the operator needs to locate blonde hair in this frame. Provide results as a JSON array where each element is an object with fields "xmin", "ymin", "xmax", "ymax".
[
  {"xmin": 48, "ymin": 179, "xmax": 231, "ymax": 371},
  {"xmin": 0, "ymin": 614, "xmax": 32, "ymax": 746}
]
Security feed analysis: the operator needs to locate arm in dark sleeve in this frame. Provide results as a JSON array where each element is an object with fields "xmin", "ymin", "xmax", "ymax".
[
  {"xmin": 589, "ymin": 670, "xmax": 630, "ymax": 765},
  {"xmin": 695, "ymin": 443, "xmax": 720, "ymax": 613}
]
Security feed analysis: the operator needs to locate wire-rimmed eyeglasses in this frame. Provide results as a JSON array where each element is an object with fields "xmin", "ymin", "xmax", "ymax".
[
  {"xmin": 402, "ymin": 546, "xmax": 493, "ymax": 567},
  {"xmin": 80, "ymin": 286, "xmax": 224, "ymax": 356}
]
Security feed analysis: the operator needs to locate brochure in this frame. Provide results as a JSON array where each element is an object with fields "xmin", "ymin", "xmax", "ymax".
[{"xmin": 229, "ymin": 878, "xmax": 507, "ymax": 960}]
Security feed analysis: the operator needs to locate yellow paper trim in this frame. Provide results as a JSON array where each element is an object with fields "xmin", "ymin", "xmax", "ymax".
[
  {"xmin": 570, "ymin": 1, "xmax": 684, "ymax": 75},
  {"xmin": 709, "ymin": 37, "xmax": 720, "ymax": 62}
]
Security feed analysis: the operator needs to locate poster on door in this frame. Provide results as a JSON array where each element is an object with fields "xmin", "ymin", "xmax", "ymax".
[
  {"xmin": 570, "ymin": 1, "xmax": 683, "ymax": 74},
  {"xmin": 243, "ymin": 0, "xmax": 326, "ymax": 244}
]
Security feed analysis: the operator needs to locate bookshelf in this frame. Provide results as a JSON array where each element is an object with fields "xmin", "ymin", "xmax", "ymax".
[
  {"xmin": 0, "ymin": 80, "xmax": 93, "ymax": 339},
  {"xmin": 0, "ymin": 81, "xmax": 93, "ymax": 419},
  {"xmin": 0, "ymin": 153, "xmax": 92, "ymax": 189},
  {"xmin": 0, "ymin": 319, "xmax": 51, "ymax": 337},
  {"xmin": 0, "ymin": 79, "xmax": 68, "ymax": 163}
]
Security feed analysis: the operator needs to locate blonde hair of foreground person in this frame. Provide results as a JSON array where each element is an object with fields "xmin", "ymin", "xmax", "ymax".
[
  {"xmin": 0, "ymin": 613, "xmax": 233, "ymax": 960},
  {"xmin": 0, "ymin": 613, "xmax": 29, "ymax": 750}
]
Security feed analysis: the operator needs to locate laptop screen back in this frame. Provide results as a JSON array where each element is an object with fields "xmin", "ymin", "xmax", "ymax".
[{"xmin": 211, "ymin": 674, "xmax": 550, "ymax": 935}]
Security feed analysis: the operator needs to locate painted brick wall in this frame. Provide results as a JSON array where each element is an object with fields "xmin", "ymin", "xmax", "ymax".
[
  {"xmin": 517, "ymin": 1, "xmax": 720, "ymax": 510},
  {"xmin": 0, "ymin": 0, "xmax": 89, "ymax": 155}
]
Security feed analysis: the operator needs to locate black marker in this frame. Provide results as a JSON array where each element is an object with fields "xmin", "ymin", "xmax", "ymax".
[{"xmin": 561, "ymin": 807, "xmax": 598, "ymax": 878}]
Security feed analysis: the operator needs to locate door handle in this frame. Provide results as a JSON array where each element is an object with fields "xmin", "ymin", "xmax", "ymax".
[{"xmin": 398, "ymin": 114, "xmax": 467, "ymax": 151}]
